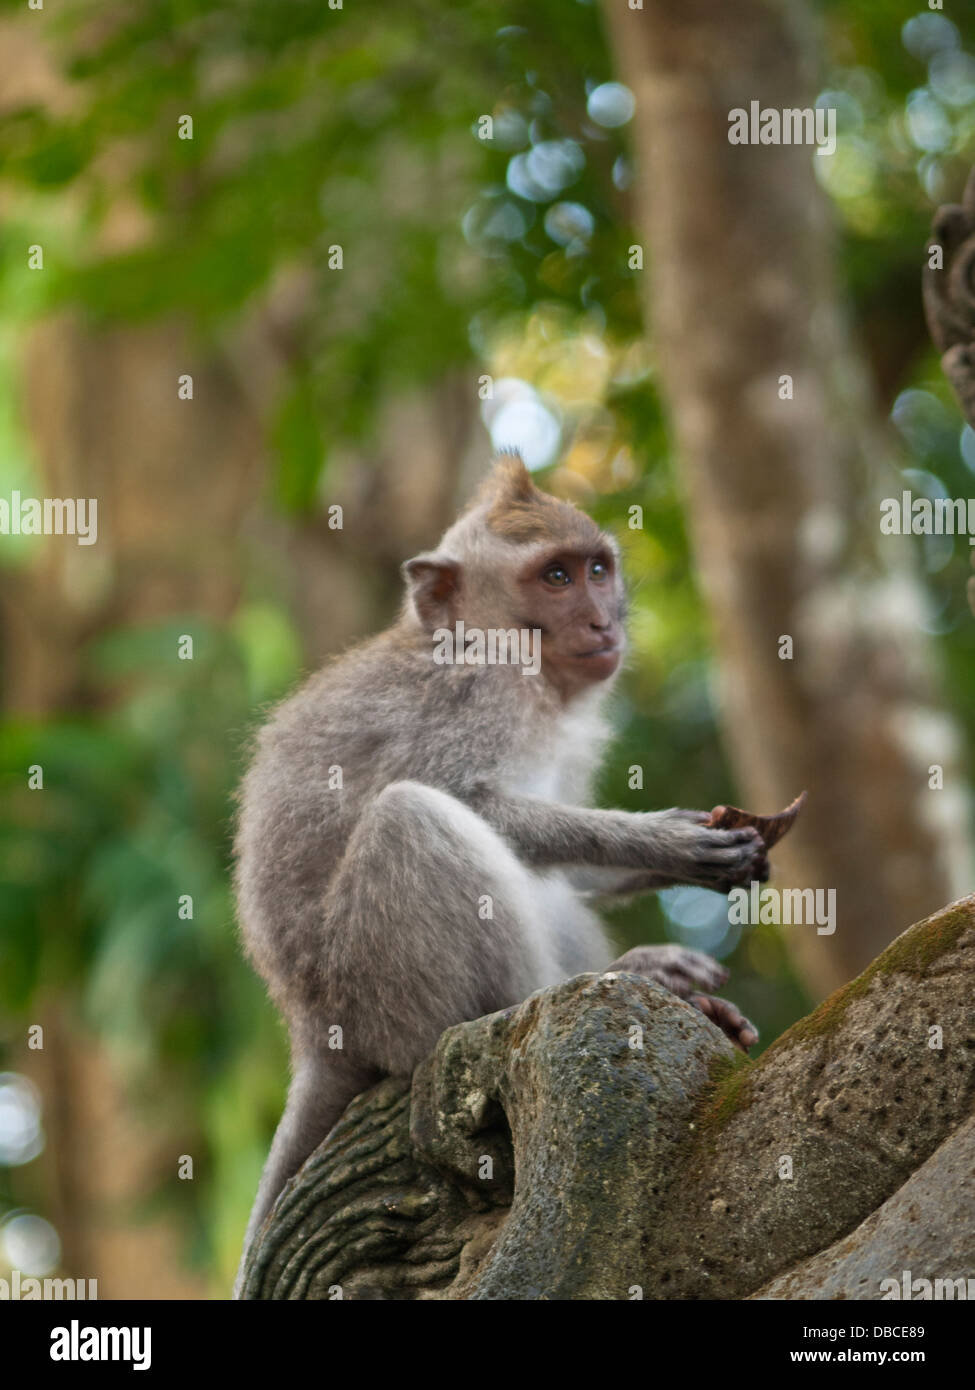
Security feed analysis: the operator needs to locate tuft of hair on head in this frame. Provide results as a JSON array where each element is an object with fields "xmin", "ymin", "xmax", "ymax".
[
  {"xmin": 476, "ymin": 450, "xmax": 537, "ymax": 504},
  {"xmin": 474, "ymin": 452, "xmax": 603, "ymax": 548}
]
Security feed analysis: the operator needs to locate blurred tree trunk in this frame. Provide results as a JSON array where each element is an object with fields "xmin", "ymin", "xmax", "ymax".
[
  {"xmin": 6, "ymin": 313, "xmax": 267, "ymax": 1297},
  {"xmin": 602, "ymin": 0, "xmax": 972, "ymax": 997}
]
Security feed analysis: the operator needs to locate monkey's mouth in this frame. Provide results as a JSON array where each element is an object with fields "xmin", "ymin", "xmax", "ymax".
[{"xmin": 569, "ymin": 643, "xmax": 621, "ymax": 676}]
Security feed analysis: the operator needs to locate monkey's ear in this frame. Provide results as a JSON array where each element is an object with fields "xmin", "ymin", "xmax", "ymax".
[{"xmin": 403, "ymin": 551, "xmax": 461, "ymax": 629}]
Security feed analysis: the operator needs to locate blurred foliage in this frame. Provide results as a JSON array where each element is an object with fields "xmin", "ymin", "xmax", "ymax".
[
  {"xmin": 0, "ymin": 612, "xmax": 300, "ymax": 1277},
  {"xmin": 2, "ymin": 0, "xmax": 975, "ymax": 1289}
]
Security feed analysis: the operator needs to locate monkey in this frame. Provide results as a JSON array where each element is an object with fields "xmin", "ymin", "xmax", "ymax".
[{"xmin": 232, "ymin": 454, "xmax": 767, "ymax": 1290}]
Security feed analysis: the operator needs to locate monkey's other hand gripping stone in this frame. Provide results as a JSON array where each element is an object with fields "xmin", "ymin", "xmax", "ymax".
[{"xmin": 608, "ymin": 943, "xmax": 759, "ymax": 1053}]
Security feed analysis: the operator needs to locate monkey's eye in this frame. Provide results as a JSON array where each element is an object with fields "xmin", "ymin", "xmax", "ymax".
[
  {"xmin": 590, "ymin": 559, "xmax": 610, "ymax": 581},
  {"xmin": 542, "ymin": 564, "xmax": 571, "ymax": 587}
]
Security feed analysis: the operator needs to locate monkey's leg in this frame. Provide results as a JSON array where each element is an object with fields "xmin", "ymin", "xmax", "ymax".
[
  {"xmin": 317, "ymin": 779, "xmax": 568, "ymax": 1075},
  {"xmin": 531, "ymin": 868, "xmax": 616, "ymax": 976},
  {"xmin": 237, "ymin": 780, "xmax": 568, "ymax": 1292}
]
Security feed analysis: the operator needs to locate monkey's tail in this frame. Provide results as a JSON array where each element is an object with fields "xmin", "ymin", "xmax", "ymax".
[{"xmin": 233, "ymin": 1051, "xmax": 375, "ymax": 1298}]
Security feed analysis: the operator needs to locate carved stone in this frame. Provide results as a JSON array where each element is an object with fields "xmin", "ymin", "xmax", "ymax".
[{"xmin": 239, "ymin": 897, "xmax": 975, "ymax": 1300}]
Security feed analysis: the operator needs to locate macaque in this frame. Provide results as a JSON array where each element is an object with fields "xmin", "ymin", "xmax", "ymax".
[{"xmin": 233, "ymin": 454, "xmax": 766, "ymax": 1287}]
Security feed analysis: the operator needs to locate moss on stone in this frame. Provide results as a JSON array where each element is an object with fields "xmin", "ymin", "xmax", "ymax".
[
  {"xmin": 688, "ymin": 898, "xmax": 974, "ymax": 1143},
  {"xmin": 693, "ymin": 1051, "xmax": 757, "ymax": 1138},
  {"xmin": 764, "ymin": 896, "xmax": 975, "ymax": 1058}
]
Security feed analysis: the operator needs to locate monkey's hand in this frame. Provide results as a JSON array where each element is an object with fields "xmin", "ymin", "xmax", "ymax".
[
  {"xmin": 687, "ymin": 994, "xmax": 758, "ymax": 1053},
  {"xmin": 608, "ymin": 943, "xmax": 727, "ymax": 994},
  {"xmin": 648, "ymin": 808, "xmax": 769, "ymax": 893},
  {"xmin": 607, "ymin": 944, "xmax": 758, "ymax": 1053}
]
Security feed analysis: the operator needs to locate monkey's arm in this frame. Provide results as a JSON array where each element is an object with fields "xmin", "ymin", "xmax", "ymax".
[
  {"xmin": 469, "ymin": 791, "xmax": 765, "ymax": 892},
  {"xmin": 566, "ymin": 866, "xmax": 693, "ymax": 901},
  {"xmin": 570, "ymin": 864, "xmax": 774, "ymax": 901}
]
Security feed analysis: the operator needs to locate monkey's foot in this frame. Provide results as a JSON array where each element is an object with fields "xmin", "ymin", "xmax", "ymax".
[{"xmin": 688, "ymin": 993, "xmax": 758, "ymax": 1053}]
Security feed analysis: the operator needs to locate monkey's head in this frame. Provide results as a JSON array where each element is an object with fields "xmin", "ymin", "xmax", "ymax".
[{"xmin": 403, "ymin": 454, "xmax": 626, "ymax": 698}]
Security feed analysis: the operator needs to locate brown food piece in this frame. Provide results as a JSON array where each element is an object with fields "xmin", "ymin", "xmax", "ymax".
[{"xmin": 707, "ymin": 790, "xmax": 807, "ymax": 849}]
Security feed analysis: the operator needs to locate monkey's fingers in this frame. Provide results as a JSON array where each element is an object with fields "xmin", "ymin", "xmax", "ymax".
[
  {"xmin": 652, "ymin": 969, "xmax": 722, "ymax": 998},
  {"xmin": 697, "ymin": 826, "xmax": 765, "ymax": 859},
  {"xmin": 716, "ymin": 852, "xmax": 770, "ymax": 894},
  {"xmin": 688, "ymin": 994, "xmax": 759, "ymax": 1053},
  {"xmin": 701, "ymin": 826, "xmax": 768, "ymax": 892},
  {"xmin": 657, "ymin": 945, "xmax": 729, "ymax": 995}
]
